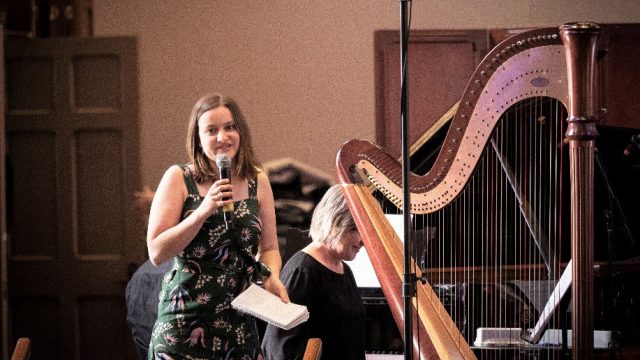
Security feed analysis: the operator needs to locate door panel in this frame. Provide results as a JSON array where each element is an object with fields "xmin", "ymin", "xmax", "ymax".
[
  {"xmin": 5, "ymin": 37, "xmax": 142, "ymax": 360},
  {"xmin": 7, "ymin": 131, "xmax": 58, "ymax": 258},
  {"xmin": 76, "ymin": 130, "xmax": 125, "ymax": 256}
]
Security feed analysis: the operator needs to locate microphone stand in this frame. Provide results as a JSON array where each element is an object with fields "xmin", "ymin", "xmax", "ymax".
[{"xmin": 398, "ymin": 1, "xmax": 415, "ymax": 359}]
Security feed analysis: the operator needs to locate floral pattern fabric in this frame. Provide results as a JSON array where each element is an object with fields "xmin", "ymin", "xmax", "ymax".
[{"xmin": 149, "ymin": 164, "xmax": 263, "ymax": 360}]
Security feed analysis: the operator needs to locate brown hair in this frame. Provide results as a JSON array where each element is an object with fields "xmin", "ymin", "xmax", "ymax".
[{"xmin": 186, "ymin": 94, "xmax": 260, "ymax": 182}]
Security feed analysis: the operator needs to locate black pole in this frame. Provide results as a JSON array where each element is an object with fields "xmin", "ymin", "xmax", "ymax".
[{"xmin": 399, "ymin": 1, "xmax": 415, "ymax": 359}]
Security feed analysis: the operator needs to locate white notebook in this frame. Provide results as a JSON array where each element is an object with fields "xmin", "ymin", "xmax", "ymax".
[{"xmin": 231, "ymin": 283, "xmax": 309, "ymax": 330}]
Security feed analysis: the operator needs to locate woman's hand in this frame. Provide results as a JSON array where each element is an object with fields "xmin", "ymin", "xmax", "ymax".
[
  {"xmin": 262, "ymin": 276, "xmax": 290, "ymax": 303},
  {"xmin": 199, "ymin": 178, "xmax": 233, "ymax": 217}
]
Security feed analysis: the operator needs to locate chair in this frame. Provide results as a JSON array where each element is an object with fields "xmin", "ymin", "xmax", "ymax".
[
  {"xmin": 302, "ymin": 337, "xmax": 322, "ymax": 360},
  {"xmin": 10, "ymin": 337, "xmax": 31, "ymax": 360}
]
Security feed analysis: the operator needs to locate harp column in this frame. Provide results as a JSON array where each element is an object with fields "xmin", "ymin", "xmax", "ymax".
[{"xmin": 560, "ymin": 22, "xmax": 601, "ymax": 360}]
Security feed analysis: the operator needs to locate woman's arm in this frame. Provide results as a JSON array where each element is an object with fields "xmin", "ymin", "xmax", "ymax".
[
  {"xmin": 256, "ymin": 170, "xmax": 290, "ymax": 302},
  {"xmin": 146, "ymin": 165, "xmax": 230, "ymax": 265}
]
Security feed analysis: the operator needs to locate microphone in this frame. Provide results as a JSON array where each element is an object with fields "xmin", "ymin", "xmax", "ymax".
[
  {"xmin": 215, "ymin": 154, "xmax": 234, "ymax": 230},
  {"xmin": 623, "ymin": 134, "xmax": 640, "ymax": 156}
]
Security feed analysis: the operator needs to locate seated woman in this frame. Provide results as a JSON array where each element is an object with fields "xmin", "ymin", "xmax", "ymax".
[{"xmin": 261, "ymin": 184, "xmax": 366, "ymax": 360}]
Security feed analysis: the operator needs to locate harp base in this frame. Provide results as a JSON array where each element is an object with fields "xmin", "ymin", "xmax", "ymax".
[{"xmin": 474, "ymin": 327, "xmax": 619, "ymax": 349}]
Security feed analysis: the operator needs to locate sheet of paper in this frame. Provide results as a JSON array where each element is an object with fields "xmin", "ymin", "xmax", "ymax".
[{"xmin": 231, "ymin": 284, "xmax": 309, "ymax": 330}]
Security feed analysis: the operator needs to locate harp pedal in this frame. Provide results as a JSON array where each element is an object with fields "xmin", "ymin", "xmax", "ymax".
[{"xmin": 474, "ymin": 327, "xmax": 528, "ymax": 347}]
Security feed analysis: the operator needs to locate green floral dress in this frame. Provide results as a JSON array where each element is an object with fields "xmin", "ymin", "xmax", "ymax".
[{"xmin": 149, "ymin": 164, "xmax": 264, "ymax": 360}]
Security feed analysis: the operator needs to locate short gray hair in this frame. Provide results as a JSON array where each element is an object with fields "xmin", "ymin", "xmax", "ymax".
[{"xmin": 309, "ymin": 184, "xmax": 356, "ymax": 247}]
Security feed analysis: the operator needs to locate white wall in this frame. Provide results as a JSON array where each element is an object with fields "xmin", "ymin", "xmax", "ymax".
[{"xmin": 93, "ymin": 0, "xmax": 640, "ymax": 189}]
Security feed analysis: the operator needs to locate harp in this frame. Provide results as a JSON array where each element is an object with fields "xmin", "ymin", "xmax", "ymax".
[{"xmin": 336, "ymin": 24, "xmax": 602, "ymax": 359}]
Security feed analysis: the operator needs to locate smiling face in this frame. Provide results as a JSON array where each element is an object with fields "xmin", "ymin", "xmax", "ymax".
[
  {"xmin": 187, "ymin": 94, "xmax": 259, "ymax": 182},
  {"xmin": 309, "ymin": 185, "xmax": 364, "ymax": 262},
  {"xmin": 197, "ymin": 106, "xmax": 241, "ymax": 166}
]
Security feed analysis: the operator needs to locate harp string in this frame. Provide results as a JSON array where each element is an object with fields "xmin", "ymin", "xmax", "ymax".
[{"xmin": 391, "ymin": 97, "xmax": 570, "ymax": 358}]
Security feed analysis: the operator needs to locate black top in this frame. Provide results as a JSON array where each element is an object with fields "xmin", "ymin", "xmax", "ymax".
[{"xmin": 261, "ymin": 251, "xmax": 366, "ymax": 360}]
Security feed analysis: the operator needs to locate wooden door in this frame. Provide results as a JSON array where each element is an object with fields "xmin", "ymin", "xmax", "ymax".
[
  {"xmin": 374, "ymin": 30, "xmax": 489, "ymax": 160},
  {"xmin": 1, "ymin": 26, "xmax": 8, "ymax": 358},
  {"xmin": 4, "ymin": 36, "xmax": 143, "ymax": 360},
  {"xmin": 599, "ymin": 23, "xmax": 640, "ymax": 129}
]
